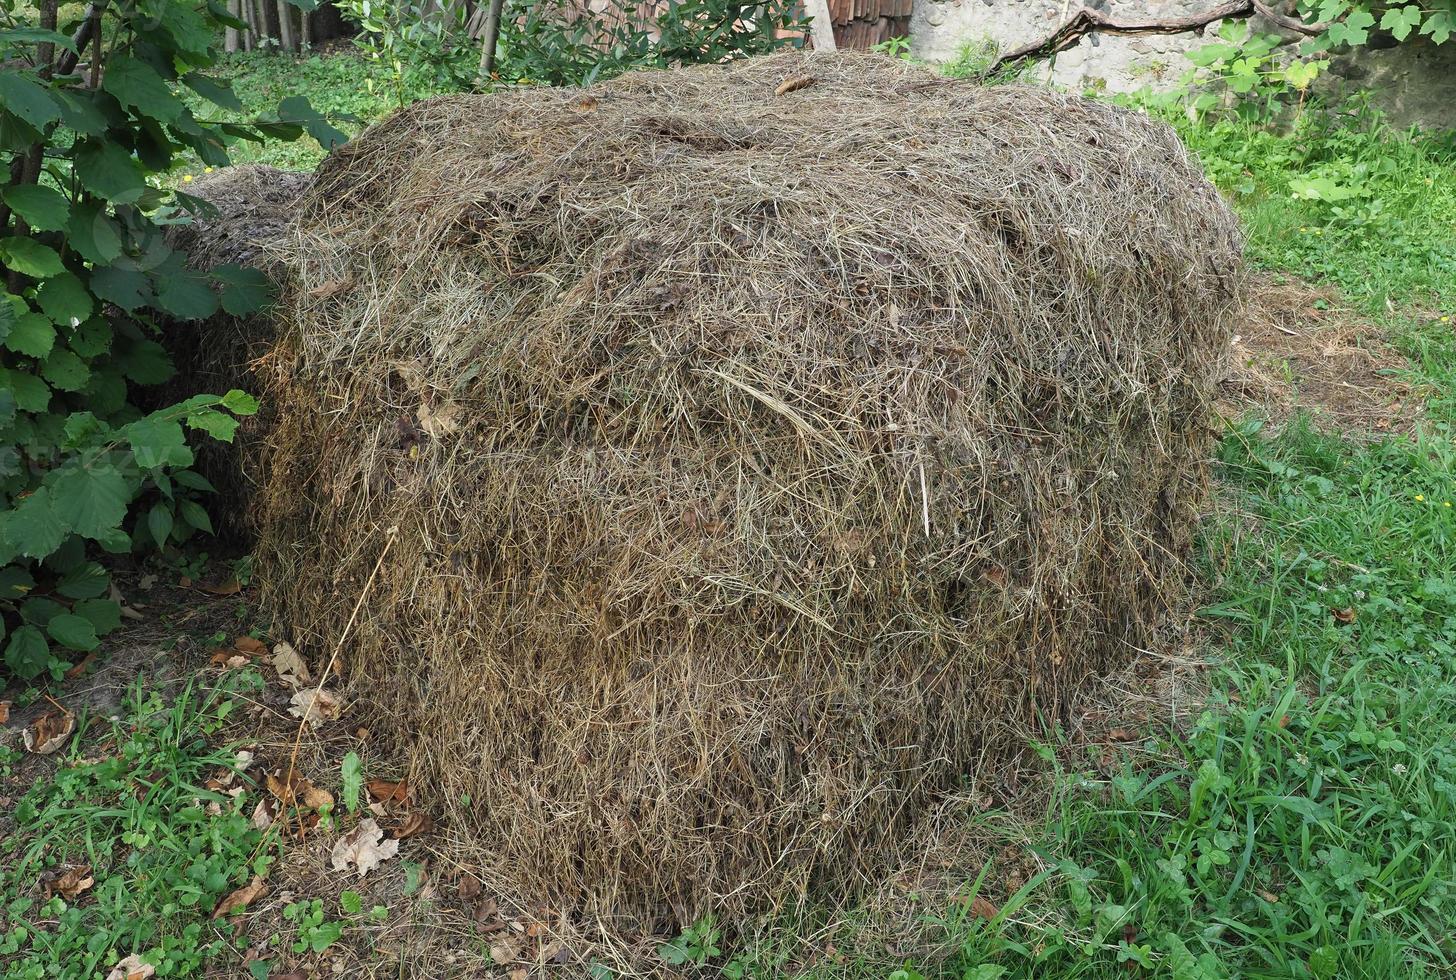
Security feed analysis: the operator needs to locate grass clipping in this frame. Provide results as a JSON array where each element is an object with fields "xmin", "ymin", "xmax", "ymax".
[{"xmin": 257, "ymin": 51, "xmax": 1244, "ymax": 924}]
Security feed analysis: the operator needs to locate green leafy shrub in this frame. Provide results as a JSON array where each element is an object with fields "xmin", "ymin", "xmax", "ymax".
[
  {"xmin": 0, "ymin": 0, "xmax": 341, "ymax": 681},
  {"xmin": 336, "ymin": 0, "xmax": 807, "ymax": 101},
  {"xmin": 335, "ymin": 0, "xmax": 483, "ymax": 101},
  {"xmin": 500, "ymin": 0, "xmax": 805, "ymax": 86}
]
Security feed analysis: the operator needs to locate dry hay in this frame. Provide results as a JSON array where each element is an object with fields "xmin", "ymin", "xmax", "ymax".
[
  {"xmin": 254, "ymin": 51, "xmax": 1244, "ymax": 928},
  {"xmin": 162, "ymin": 165, "xmax": 312, "ymax": 538},
  {"xmin": 1221, "ymin": 273, "xmax": 1421, "ymax": 435}
]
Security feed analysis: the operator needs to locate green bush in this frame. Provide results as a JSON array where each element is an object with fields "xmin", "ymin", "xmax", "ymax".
[
  {"xmin": 0, "ymin": 0, "xmax": 340, "ymax": 682},
  {"xmin": 335, "ymin": 0, "xmax": 808, "ymax": 102}
]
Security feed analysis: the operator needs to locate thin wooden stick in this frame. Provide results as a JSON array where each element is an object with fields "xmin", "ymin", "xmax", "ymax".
[{"xmin": 280, "ymin": 527, "xmax": 397, "ymax": 836}]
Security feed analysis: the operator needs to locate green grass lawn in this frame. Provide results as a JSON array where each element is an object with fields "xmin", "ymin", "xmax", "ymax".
[{"xmin": 7, "ymin": 52, "xmax": 1456, "ymax": 979}]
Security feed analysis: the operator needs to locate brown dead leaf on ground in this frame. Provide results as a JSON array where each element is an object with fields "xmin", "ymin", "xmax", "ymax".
[
  {"xmin": 288, "ymin": 687, "xmax": 340, "ymax": 727},
  {"xmin": 105, "ymin": 954, "xmax": 155, "ymax": 980},
  {"xmin": 45, "ymin": 864, "xmax": 94, "ymax": 901},
  {"xmin": 416, "ymin": 399, "xmax": 462, "ymax": 439},
  {"xmin": 308, "ymin": 277, "xmax": 353, "ymax": 300},
  {"xmin": 393, "ymin": 810, "xmax": 434, "ymax": 840},
  {"xmin": 24, "ymin": 709, "xmax": 75, "ymax": 755},
  {"xmin": 366, "ymin": 778, "xmax": 410, "ymax": 805},
  {"xmin": 265, "ymin": 769, "xmax": 333, "ymax": 810},
  {"xmin": 63, "ymin": 652, "xmax": 97, "ymax": 679},
  {"xmin": 271, "ymin": 642, "xmax": 311, "ymax": 687},
  {"xmin": 213, "ymin": 875, "xmax": 269, "ymax": 919},
  {"xmin": 330, "ymin": 818, "xmax": 400, "ymax": 877},
  {"xmin": 252, "ymin": 797, "xmax": 277, "ymax": 830},
  {"xmin": 457, "ymin": 875, "xmax": 482, "ymax": 900},
  {"xmin": 953, "ymin": 894, "xmax": 1000, "ymax": 921}
]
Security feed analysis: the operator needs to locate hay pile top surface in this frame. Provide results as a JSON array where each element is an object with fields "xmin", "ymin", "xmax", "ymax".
[{"xmin": 290, "ymin": 51, "xmax": 1240, "ymax": 429}]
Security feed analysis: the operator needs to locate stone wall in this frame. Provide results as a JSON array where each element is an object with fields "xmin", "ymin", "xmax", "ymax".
[{"xmin": 908, "ymin": 0, "xmax": 1456, "ymax": 129}]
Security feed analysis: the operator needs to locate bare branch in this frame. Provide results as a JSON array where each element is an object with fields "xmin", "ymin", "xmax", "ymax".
[{"xmin": 991, "ymin": 0, "xmax": 1328, "ymax": 72}]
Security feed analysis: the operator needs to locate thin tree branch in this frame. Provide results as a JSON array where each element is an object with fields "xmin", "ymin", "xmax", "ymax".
[
  {"xmin": 991, "ymin": 0, "xmax": 1327, "ymax": 71},
  {"xmin": 56, "ymin": 1, "xmax": 105, "ymax": 77}
]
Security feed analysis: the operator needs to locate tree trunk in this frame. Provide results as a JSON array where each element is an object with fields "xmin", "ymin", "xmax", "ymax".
[
  {"xmin": 262, "ymin": 0, "xmax": 281, "ymax": 46},
  {"xmin": 478, "ymin": 0, "xmax": 504, "ymax": 77},
  {"xmin": 301, "ymin": 5, "xmax": 313, "ymax": 48},
  {"xmin": 276, "ymin": 0, "xmax": 296, "ymax": 51},
  {"xmin": 241, "ymin": 0, "xmax": 257, "ymax": 49},
  {"xmin": 226, "ymin": 0, "xmax": 241, "ymax": 52}
]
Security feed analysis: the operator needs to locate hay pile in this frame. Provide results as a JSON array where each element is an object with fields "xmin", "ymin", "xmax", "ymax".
[
  {"xmin": 163, "ymin": 165, "xmax": 311, "ymax": 538},
  {"xmin": 257, "ymin": 51, "xmax": 1243, "ymax": 924}
]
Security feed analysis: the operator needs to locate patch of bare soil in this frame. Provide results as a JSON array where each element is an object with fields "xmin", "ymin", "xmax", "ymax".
[{"xmin": 1222, "ymin": 273, "xmax": 1424, "ymax": 434}]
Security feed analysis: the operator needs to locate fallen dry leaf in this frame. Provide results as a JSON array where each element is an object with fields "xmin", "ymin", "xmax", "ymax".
[
  {"xmin": 63, "ymin": 652, "xmax": 97, "ymax": 679},
  {"xmin": 46, "ymin": 864, "xmax": 94, "ymax": 901},
  {"xmin": 458, "ymin": 876, "xmax": 482, "ymax": 900},
  {"xmin": 308, "ymin": 278, "xmax": 353, "ymax": 300},
  {"xmin": 288, "ymin": 687, "xmax": 340, "ymax": 727},
  {"xmin": 416, "ymin": 399, "xmax": 462, "ymax": 439},
  {"xmin": 271, "ymin": 642, "xmax": 311, "ymax": 688},
  {"xmin": 953, "ymin": 894, "xmax": 1000, "ymax": 921},
  {"xmin": 105, "ymin": 954, "xmax": 155, "ymax": 980},
  {"xmin": 252, "ymin": 797, "xmax": 276, "ymax": 830},
  {"xmin": 213, "ymin": 875, "xmax": 268, "ymax": 919},
  {"xmin": 366, "ymin": 778, "xmax": 410, "ymax": 805},
  {"xmin": 393, "ymin": 810, "xmax": 434, "ymax": 840},
  {"xmin": 265, "ymin": 769, "xmax": 333, "ymax": 810},
  {"xmin": 489, "ymin": 941, "xmax": 517, "ymax": 965},
  {"xmin": 509, "ymin": 970, "xmax": 527, "ymax": 980},
  {"xmin": 774, "ymin": 75, "xmax": 815, "ymax": 96},
  {"xmin": 330, "ymin": 818, "xmax": 399, "ymax": 877},
  {"xmin": 108, "ymin": 582, "xmax": 144, "ymax": 620},
  {"xmin": 24, "ymin": 709, "xmax": 75, "ymax": 755}
]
